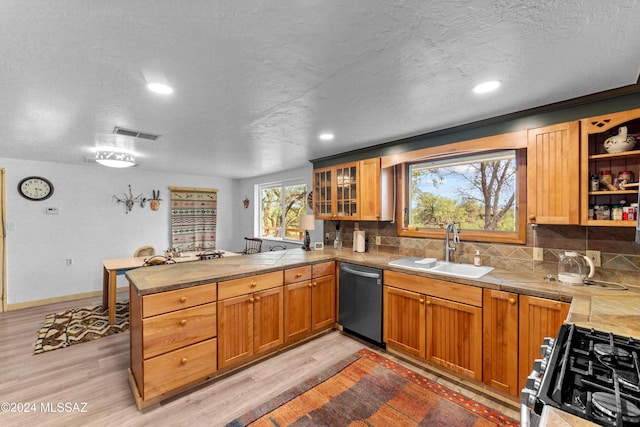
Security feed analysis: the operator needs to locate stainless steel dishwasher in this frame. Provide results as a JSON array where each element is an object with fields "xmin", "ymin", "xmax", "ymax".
[{"xmin": 338, "ymin": 262, "xmax": 384, "ymax": 347}]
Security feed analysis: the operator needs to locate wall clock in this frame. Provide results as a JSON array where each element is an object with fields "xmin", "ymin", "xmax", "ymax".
[{"xmin": 18, "ymin": 176, "xmax": 54, "ymax": 201}]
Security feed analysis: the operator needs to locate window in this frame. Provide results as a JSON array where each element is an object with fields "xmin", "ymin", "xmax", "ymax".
[
  {"xmin": 258, "ymin": 180, "xmax": 307, "ymax": 241},
  {"xmin": 402, "ymin": 150, "xmax": 526, "ymax": 243}
]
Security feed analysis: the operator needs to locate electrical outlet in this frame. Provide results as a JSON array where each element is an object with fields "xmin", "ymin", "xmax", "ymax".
[
  {"xmin": 375, "ymin": 236, "xmax": 381, "ymax": 245},
  {"xmin": 586, "ymin": 250, "xmax": 601, "ymax": 267},
  {"xmin": 533, "ymin": 247, "xmax": 544, "ymax": 261},
  {"xmin": 66, "ymin": 258, "xmax": 73, "ymax": 266}
]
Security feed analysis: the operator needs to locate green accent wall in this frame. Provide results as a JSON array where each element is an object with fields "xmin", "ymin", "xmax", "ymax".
[{"xmin": 311, "ymin": 87, "xmax": 640, "ymax": 168}]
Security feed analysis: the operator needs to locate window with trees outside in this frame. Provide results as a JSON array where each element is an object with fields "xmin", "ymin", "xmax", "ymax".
[
  {"xmin": 404, "ymin": 149, "xmax": 526, "ymax": 243},
  {"xmin": 258, "ymin": 180, "xmax": 307, "ymax": 241}
]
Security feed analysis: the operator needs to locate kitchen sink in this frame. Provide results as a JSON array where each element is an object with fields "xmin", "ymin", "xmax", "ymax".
[{"xmin": 388, "ymin": 257, "xmax": 494, "ymax": 279}]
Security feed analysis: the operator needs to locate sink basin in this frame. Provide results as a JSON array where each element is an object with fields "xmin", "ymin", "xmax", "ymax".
[{"xmin": 388, "ymin": 257, "xmax": 494, "ymax": 279}]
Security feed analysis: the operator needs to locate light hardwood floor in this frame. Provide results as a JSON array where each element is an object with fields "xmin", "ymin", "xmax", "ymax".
[{"xmin": 0, "ymin": 294, "xmax": 519, "ymax": 426}]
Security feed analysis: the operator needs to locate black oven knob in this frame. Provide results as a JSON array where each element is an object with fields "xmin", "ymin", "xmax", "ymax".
[
  {"xmin": 526, "ymin": 375, "xmax": 541, "ymax": 392},
  {"xmin": 533, "ymin": 358, "xmax": 548, "ymax": 373},
  {"xmin": 539, "ymin": 337, "xmax": 555, "ymax": 357}
]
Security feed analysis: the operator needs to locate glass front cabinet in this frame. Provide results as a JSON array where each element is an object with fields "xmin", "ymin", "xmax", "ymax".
[{"xmin": 313, "ymin": 162, "xmax": 359, "ymax": 220}]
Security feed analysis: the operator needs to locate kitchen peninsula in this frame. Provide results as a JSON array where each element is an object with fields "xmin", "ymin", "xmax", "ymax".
[{"xmin": 126, "ymin": 249, "xmax": 640, "ymax": 414}]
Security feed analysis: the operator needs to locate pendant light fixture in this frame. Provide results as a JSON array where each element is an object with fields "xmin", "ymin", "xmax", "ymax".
[{"xmin": 96, "ymin": 151, "xmax": 136, "ymax": 168}]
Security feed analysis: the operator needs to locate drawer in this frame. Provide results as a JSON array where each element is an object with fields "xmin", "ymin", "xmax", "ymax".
[
  {"xmin": 143, "ymin": 303, "xmax": 216, "ymax": 359},
  {"xmin": 143, "ymin": 338, "xmax": 217, "ymax": 400},
  {"xmin": 312, "ymin": 261, "xmax": 335, "ymax": 278},
  {"xmin": 284, "ymin": 266, "xmax": 311, "ymax": 284},
  {"xmin": 384, "ymin": 271, "xmax": 482, "ymax": 307},
  {"xmin": 143, "ymin": 283, "xmax": 217, "ymax": 318},
  {"xmin": 218, "ymin": 271, "xmax": 283, "ymax": 300}
]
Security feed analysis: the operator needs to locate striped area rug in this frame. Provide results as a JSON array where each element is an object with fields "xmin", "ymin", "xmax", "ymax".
[
  {"xmin": 33, "ymin": 301, "xmax": 129, "ymax": 354},
  {"xmin": 227, "ymin": 348, "xmax": 519, "ymax": 427}
]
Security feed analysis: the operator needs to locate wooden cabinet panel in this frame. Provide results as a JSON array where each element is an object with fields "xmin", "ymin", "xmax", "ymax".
[
  {"xmin": 383, "ymin": 286, "xmax": 425, "ymax": 358},
  {"xmin": 426, "ymin": 296, "xmax": 482, "ymax": 381},
  {"xmin": 143, "ymin": 302, "xmax": 217, "ymax": 359},
  {"xmin": 527, "ymin": 121, "xmax": 580, "ymax": 224},
  {"xmin": 142, "ymin": 338, "xmax": 217, "ymax": 400},
  {"xmin": 218, "ymin": 271, "xmax": 283, "ymax": 300},
  {"xmin": 311, "ymin": 274, "xmax": 335, "ymax": 331},
  {"xmin": 359, "ymin": 158, "xmax": 393, "ymax": 221},
  {"xmin": 142, "ymin": 282, "xmax": 217, "ymax": 318},
  {"xmin": 312, "ymin": 261, "xmax": 335, "ymax": 278},
  {"xmin": 384, "ymin": 270, "xmax": 482, "ymax": 306},
  {"xmin": 284, "ymin": 281, "xmax": 312, "ymax": 343},
  {"xmin": 518, "ymin": 295, "xmax": 569, "ymax": 390},
  {"xmin": 253, "ymin": 286, "xmax": 284, "ymax": 354},
  {"xmin": 217, "ymin": 294, "xmax": 253, "ymax": 369},
  {"xmin": 284, "ymin": 266, "xmax": 311, "ymax": 284},
  {"xmin": 483, "ymin": 289, "xmax": 519, "ymax": 396}
]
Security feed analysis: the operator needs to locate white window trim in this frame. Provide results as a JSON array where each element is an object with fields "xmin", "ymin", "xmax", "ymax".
[{"xmin": 255, "ymin": 178, "xmax": 307, "ymax": 243}]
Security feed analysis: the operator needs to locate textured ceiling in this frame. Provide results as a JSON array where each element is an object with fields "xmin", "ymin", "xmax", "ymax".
[{"xmin": 1, "ymin": 0, "xmax": 639, "ymax": 178}]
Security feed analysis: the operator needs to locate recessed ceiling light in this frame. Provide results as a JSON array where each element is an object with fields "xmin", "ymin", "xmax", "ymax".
[
  {"xmin": 95, "ymin": 151, "xmax": 136, "ymax": 168},
  {"xmin": 319, "ymin": 133, "xmax": 334, "ymax": 141},
  {"xmin": 147, "ymin": 83, "xmax": 173, "ymax": 95},
  {"xmin": 473, "ymin": 80, "xmax": 501, "ymax": 94}
]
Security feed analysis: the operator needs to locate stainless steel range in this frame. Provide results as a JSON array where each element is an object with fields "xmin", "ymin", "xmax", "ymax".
[{"xmin": 521, "ymin": 324, "xmax": 640, "ymax": 426}]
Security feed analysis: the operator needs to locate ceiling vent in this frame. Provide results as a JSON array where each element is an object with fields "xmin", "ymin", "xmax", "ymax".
[{"xmin": 113, "ymin": 127, "xmax": 161, "ymax": 141}]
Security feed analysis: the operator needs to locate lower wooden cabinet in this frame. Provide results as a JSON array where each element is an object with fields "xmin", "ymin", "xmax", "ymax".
[
  {"xmin": 129, "ymin": 282, "xmax": 218, "ymax": 407},
  {"xmin": 284, "ymin": 261, "xmax": 336, "ymax": 344},
  {"xmin": 483, "ymin": 289, "xmax": 519, "ymax": 396},
  {"xmin": 217, "ymin": 286, "xmax": 284, "ymax": 369},
  {"xmin": 383, "ymin": 271, "xmax": 483, "ymax": 381},
  {"xmin": 426, "ymin": 296, "xmax": 482, "ymax": 381},
  {"xmin": 518, "ymin": 295, "xmax": 569, "ymax": 390},
  {"xmin": 383, "ymin": 286, "xmax": 425, "ymax": 357}
]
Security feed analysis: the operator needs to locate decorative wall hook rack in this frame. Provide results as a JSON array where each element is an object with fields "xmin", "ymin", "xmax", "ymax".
[{"xmin": 113, "ymin": 184, "xmax": 145, "ymax": 213}]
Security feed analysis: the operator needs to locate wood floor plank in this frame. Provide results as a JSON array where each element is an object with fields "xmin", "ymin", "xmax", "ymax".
[{"xmin": 0, "ymin": 294, "xmax": 519, "ymax": 426}]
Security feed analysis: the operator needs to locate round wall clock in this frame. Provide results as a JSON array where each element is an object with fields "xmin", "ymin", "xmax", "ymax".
[{"xmin": 18, "ymin": 176, "xmax": 54, "ymax": 201}]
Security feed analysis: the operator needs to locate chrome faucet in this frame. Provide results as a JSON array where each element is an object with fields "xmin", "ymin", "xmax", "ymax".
[{"xmin": 445, "ymin": 222, "xmax": 460, "ymax": 263}]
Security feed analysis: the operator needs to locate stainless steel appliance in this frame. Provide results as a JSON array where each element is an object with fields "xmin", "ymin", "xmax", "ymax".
[
  {"xmin": 338, "ymin": 262, "xmax": 384, "ymax": 347},
  {"xmin": 521, "ymin": 324, "xmax": 640, "ymax": 426}
]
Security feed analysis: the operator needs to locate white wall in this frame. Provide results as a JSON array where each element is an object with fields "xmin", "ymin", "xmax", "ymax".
[
  {"xmin": 235, "ymin": 164, "xmax": 323, "ymax": 251},
  {"xmin": 2, "ymin": 158, "xmax": 237, "ymax": 305}
]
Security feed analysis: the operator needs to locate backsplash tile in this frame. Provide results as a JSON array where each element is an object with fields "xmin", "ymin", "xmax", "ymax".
[{"xmin": 324, "ymin": 221, "xmax": 640, "ymax": 286}]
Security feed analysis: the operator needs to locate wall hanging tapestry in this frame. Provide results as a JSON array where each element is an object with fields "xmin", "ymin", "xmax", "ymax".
[
  {"xmin": 227, "ymin": 348, "xmax": 519, "ymax": 426},
  {"xmin": 170, "ymin": 186, "xmax": 218, "ymax": 252},
  {"xmin": 33, "ymin": 301, "xmax": 129, "ymax": 354}
]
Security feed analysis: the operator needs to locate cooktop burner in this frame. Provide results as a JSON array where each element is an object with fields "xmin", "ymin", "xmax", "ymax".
[{"xmin": 536, "ymin": 325, "xmax": 640, "ymax": 427}]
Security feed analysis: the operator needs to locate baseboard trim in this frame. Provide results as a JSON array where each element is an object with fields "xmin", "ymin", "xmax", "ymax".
[{"xmin": 5, "ymin": 286, "xmax": 128, "ymax": 311}]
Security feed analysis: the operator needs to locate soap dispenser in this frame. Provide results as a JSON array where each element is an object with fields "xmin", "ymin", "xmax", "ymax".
[{"xmin": 473, "ymin": 250, "xmax": 481, "ymax": 266}]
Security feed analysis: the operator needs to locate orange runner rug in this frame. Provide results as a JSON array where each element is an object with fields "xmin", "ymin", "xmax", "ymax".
[{"xmin": 227, "ymin": 348, "xmax": 519, "ymax": 426}]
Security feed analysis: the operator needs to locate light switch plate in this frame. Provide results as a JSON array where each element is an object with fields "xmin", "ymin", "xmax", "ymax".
[
  {"xmin": 533, "ymin": 247, "xmax": 544, "ymax": 261},
  {"xmin": 586, "ymin": 250, "xmax": 601, "ymax": 267}
]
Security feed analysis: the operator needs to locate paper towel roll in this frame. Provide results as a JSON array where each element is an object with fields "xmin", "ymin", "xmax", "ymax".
[{"xmin": 354, "ymin": 230, "xmax": 365, "ymax": 252}]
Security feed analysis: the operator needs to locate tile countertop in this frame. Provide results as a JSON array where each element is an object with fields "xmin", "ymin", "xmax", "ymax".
[
  {"xmin": 126, "ymin": 248, "xmax": 640, "ymax": 339},
  {"xmin": 127, "ymin": 248, "xmax": 640, "ymax": 427}
]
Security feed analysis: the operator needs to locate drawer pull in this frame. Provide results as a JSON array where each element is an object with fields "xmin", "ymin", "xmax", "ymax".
[
  {"xmin": 180, "ymin": 319, "xmax": 187, "ymax": 326},
  {"xmin": 296, "ymin": 273, "xmax": 302, "ymax": 278},
  {"xmin": 179, "ymin": 296, "xmax": 187, "ymax": 303},
  {"xmin": 509, "ymin": 298, "xmax": 516, "ymax": 305},
  {"xmin": 181, "ymin": 358, "xmax": 188, "ymax": 365},
  {"xmin": 250, "ymin": 281, "xmax": 257, "ymax": 288}
]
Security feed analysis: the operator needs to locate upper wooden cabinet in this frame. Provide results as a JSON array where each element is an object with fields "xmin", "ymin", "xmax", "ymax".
[
  {"xmin": 313, "ymin": 158, "xmax": 392, "ymax": 221},
  {"xmin": 580, "ymin": 107, "xmax": 640, "ymax": 226},
  {"xmin": 527, "ymin": 121, "xmax": 581, "ymax": 224}
]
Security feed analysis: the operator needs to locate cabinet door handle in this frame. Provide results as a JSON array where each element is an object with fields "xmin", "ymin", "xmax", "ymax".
[
  {"xmin": 180, "ymin": 319, "xmax": 187, "ymax": 326},
  {"xmin": 254, "ymin": 296, "xmax": 261, "ymax": 301},
  {"xmin": 419, "ymin": 298, "xmax": 425, "ymax": 304},
  {"xmin": 179, "ymin": 296, "xmax": 187, "ymax": 303},
  {"xmin": 181, "ymin": 358, "xmax": 188, "ymax": 365},
  {"xmin": 312, "ymin": 282, "xmax": 317, "ymax": 287},
  {"xmin": 308, "ymin": 283, "xmax": 313, "ymax": 288},
  {"xmin": 529, "ymin": 214, "xmax": 536, "ymax": 221},
  {"xmin": 249, "ymin": 297, "xmax": 255, "ymax": 303},
  {"xmin": 425, "ymin": 300, "xmax": 431, "ymax": 305},
  {"xmin": 509, "ymin": 298, "xmax": 516, "ymax": 305}
]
